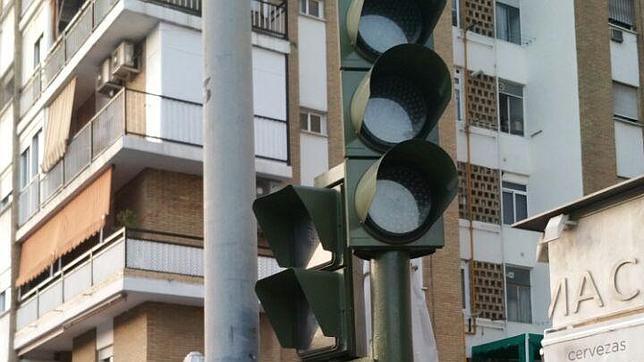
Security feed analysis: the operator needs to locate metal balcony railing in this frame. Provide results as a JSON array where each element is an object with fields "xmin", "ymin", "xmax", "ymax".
[
  {"xmin": 16, "ymin": 227, "xmax": 281, "ymax": 330},
  {"xmin": 19, "ymin": 0, "xmax": 287, "ymax": 116},
  {"xmin": 18, "ymin": 88, "xmax": 289, "ymax": 226}
]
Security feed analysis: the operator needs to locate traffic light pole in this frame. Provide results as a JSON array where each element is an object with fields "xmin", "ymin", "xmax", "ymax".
[
  {"xmin": 370, "ymin": 251, "xmax": 413, "ymax": 361},
  {"xmin": 203, "ymin": 1, "xmax": 258, "ymax": 361}
]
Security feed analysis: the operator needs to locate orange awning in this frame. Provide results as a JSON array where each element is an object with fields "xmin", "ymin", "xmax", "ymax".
[{"xmin": 17, "ymin": 168, "xmax": 112, "ymax": 286}]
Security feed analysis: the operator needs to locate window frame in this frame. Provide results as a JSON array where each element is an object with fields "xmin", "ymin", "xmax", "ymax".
[
  {"xmin": 299, "ymin": 110, "xmax": 328, "ymax": 136},
  {"xmin": 300, "ymin": 0, "xmax": 324, "ymax": 19},
  {"xmin": 495, "ymin": 1, "xmax": 522, "ymax": 45},
  {"xmin": 498, "ymin": 79, "xmax": 525, "ymax": 136},
  {"xmin": 612, "ymin": 81, "xmax": 640, "ymax": 123},
  {"xmin": 454, "ymin": 69, "xmax": 464, "ymax": 122},
  {"xmin": 34, "ymin": 34, "xmax": 43, "ymax": 71},
  {"xmin": 505, "ymin": 265, "xmax": 532, "ymax": 324},
  {"xmin": 609, "ymin": 0, "xmax": 635, "ymax": 30},
  {"xmin": 0, "ymin": 290, "xmax": 6, "ymax": 313},
  {"xmin": 452, "ymin": 0, "xmax": 460, "ymax": 28},
  {"xmin": 502, "ymin": 181, "xmax": 528, "ymax": 225}
]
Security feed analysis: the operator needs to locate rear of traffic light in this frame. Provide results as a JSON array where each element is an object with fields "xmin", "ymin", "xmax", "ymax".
[
  {"xmin": 340, "ymin": 0, "xmax": 457, "ymax": 257},
  {"xmin": 254, "ymin": 186, "xmax": 362, "ymax": 360}
]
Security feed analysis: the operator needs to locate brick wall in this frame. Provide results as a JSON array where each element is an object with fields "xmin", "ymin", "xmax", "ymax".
[
  {"xmin": 114, "ymin": 304, "xmax": 148, "ymax": 361},
  {"xmin": 287, "ymin": 0, "xmax": 301, "ymax": 184},
  {"xmin": 115, "ymin": 169, "xmax": 204, "ymax": 243},
  {"xmin": 422, "ymin": 4, "xmax": 466, "ymax": 362},
  {"xmin": 575, "ymin": 0, "xmax": 619, "ymax": 193},
  {"xmin": 472, "ymin": 261, "xmax": 505, "ymax": 321},
  {"xmin": 325, "ymin": 0, "xmax": 344, "ymax": 168},
  {"xmin": 72, "ymin": 329, "xmax": 96, "ymax": 362}
]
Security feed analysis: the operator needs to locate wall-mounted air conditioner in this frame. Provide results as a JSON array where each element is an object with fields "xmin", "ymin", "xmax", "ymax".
[
  {"xmin": 111, "ymin": 41, "xmax": 140, "ymax": 79},
  {"xmin": 611, "ymin": 28, "xmax": 624, "ymax": 43},
  {"xmin": 96, "ymin": 57, "xmax": 122, "ymax": 97}
]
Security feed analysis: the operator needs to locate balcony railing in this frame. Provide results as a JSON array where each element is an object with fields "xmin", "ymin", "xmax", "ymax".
[
  {"xmin": 18, "ymin": 88, "xmax": 289, "ymax": 226},
  {"xmin": 16, "ymin": 228, "xmax": 281, "ymax": 330},
  {"xmin": 19, "ymin": 0, "xmax": 287, "ymax": 116}
]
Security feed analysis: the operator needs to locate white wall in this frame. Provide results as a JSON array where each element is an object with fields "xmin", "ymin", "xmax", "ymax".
[
  {"xmin": 21, "ymin": 5, "xmax": 46, "ymax": 84},
  {"xmin": 523, "ymin": 0, "xmax": 584, "ymax": 214},
  {"xmin": 0, "ymin": 106, "xmax": 13, "ymax": 170},
  {"xmin": 614, "ymin": 121, "xmax": 644, "ymax": 178},
  {"xmin": 0, "ymin": 211, "xmax": 11, "ymax": 277},
  {"xmin": 299, "ymin": 133, "xmax": 328, "ymax": 186},
  {"xmin": 253, "ymin": 47, "xmax": 287, "ymax": 120},
  {"xmin": 0, "ymin": 312, "xmax": 8, "ymax": 362},
  {"xmin": 0, "ymin": 8, "xmax": 14, "ymax": 77},
  {"xmin": 610, "ymin": 30, "xmax": 640, "ymax": 87},
  {"xmin": 298, "ymin": 16, "xmax": 327, "ymax": 112}
]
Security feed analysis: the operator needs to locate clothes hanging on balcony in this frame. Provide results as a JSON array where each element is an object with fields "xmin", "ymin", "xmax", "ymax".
[
  {"xmin": 16, "ymin": 167, "xmax": 112, "ymax": 286},
  {"xmin": 42, "ymin": 77, "xmax": 76, "ymax": 172}
]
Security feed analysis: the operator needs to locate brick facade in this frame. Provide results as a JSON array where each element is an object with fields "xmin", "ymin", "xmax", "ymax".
[
  {"xmin": 115, "ymin": 169, "xmax": 204, "ymax": 243},
  {"xmin": 72, "ymin": 329, "xmax": 96, "ymax": 362},
  {"xmin": 472, "ymin": 261, "xmax": 505, "ymax": 321},
  {"xmin": 422, "ymin": 5, "xmax": 466, "ymax": 362},
  {"xmin": 287, "ymin": 0, "xmax": 301, "ymax": 184},
  {"xmin": 325, "ymin": 0, "xmax": 344, "ymax": 168},
  {"xmin": 575, "ymin": 0, "xmax": 619, "ymax": 193}
]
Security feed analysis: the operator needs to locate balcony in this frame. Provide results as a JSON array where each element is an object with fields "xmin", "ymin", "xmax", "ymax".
[
  {"xmin": 19, "ymin": 0, "xmax": 288, "ymax": 116},
  {"xmin": 15, "ymin": 227, "xmax": 282, "ymax": 353},
  {"xmin": 18, "ymin": 88, "xmax": 290, "ymax": 227}
]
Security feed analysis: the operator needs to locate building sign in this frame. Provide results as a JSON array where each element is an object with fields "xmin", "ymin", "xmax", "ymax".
[
  {"xmin": 542, "ymin": 315, "xmax": 644, "ymax": 361},
  {"xmin": 546, "ymin": 196, "xmax": 644, "ymax": 328}
]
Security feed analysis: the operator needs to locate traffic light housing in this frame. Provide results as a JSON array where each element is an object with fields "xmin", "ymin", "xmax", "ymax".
[
  {"xmin": 340, "ymin": 0, "xmax": 457, "ymax": 257},
  {"xmin": 254, "ymin": 186, "xmax": 364, "ymax": 360}
]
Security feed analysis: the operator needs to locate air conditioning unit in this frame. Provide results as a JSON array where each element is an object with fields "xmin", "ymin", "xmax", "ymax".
[
  {"xmin": 611, "ymin": 28, "xmax": 624, "ymax": 43},
  {"xmin": 111, "ymin": 41, "xmax": 139, "ymax": 79},
  {"xmin": 96, "ymin": 57, "xmax": 122, "ymax": 97}
]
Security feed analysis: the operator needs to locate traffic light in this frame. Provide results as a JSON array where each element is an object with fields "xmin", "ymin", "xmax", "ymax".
[
  {"xmin": 340, "ymin": 0, "xmax": 457, "ymax": 257},
  {"xmin": 254, "ymin": 185, "xmax": 364, "ymax": 361}
]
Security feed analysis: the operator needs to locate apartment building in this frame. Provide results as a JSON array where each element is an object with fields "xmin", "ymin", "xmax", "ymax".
[
  {"xmin": 452, "ymin": 0, "xmax": 644, "ymax": 360},
  {"xmin": 0, "ymin": 1, "xmax": 468, "ymax": 361}
]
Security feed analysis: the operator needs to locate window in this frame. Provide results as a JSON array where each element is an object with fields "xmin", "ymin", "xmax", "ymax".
[
  {"xmin": 498, "ymin": 79, "xmax": 524, "ymax": 136},
  {"xmin": 300, "ymin": 111, "xmax": 327, "ymax": 135},
  {"xmin": 609, "ymin": 0, "xmax": 635, "ymax": 29},
  {"xmin": 613, "ymin": 82, "xmax": 640, "ymax": 123},
  {"xmin": 502, "ymin": 181, "xmax": 527, "ymax": 225},
  {"xmin": 34, "ymin": 35, "xmax": 43, "ymax": 70},
  {"xmin": 452, "ymin": 0, "xmax": 459, "ymax": 27},
  {"xmin": 19, "ymin": 131, "xmax": 41, "ymax": 190},
  {"xmin": 454, "ymin": 69, "xmax": 464, "ymax": 122},
  {"xmin": 495, "ymin": 2, "xmax": 521, "ymax": 44},
  {"xmin": 300, "ymin": 0, "xmax": 323, "ymax": 18},
  {"xmin": 506, "ymin": 266, "xmax": 532, "ymax": 323}
]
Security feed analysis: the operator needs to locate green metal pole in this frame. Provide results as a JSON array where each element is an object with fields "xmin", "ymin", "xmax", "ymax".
[{"xmin": 371, "ymin": 250, "xmax": 413, "ymax": 361}]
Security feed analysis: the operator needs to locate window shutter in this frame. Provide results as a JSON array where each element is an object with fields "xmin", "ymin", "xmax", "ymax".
[{"xmin": 613, "ymin": 82, "xmax": 639, "ymax": 121}]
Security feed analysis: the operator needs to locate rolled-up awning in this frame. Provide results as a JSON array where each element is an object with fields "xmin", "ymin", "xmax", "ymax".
[
  {"xmin": 17, "ymin": 168, "xmax": 112, "ymax": 286},
  {"xmin": 42, "ymin": 77, "xmax": 76, "ymax": 172}
]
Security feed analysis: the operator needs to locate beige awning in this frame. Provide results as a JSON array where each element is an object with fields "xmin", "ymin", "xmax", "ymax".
[
  {"xmin": 17, "ymin": 168, "xmax": 112, "ymax": 286},
  {"xmin": 42, "ymin": 77, "xmax": 76, "ymax": 172}
]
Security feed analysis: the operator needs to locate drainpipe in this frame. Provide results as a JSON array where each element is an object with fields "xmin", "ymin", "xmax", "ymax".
[{"xmin": 9, "ymin": 1, "xmax": 23, "ymax": 361}]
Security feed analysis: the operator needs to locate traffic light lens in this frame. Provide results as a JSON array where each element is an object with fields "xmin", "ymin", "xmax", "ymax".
[
  {"xmin": 358, "ymin": 0, "xmax": 423, "ymax": 57},
  {"xmin": 363, "ymin": 76, "xmax": 427, "ymax": 146},
  {"xmin": 367, "ymin": 166, "xmax": 432, "ymax": 239}
]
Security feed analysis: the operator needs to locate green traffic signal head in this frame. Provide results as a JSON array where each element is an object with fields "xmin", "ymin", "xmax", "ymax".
[
  {"xmin": 349, "ymin": 44, "xmax": 451, "ymax": 153},
  {"xmin": 346, "ymin": 0, "xmax": 447, "ymax": 61},
  {"xmin": 253, "ymin": 186, "xmax": 342, "ymax": 269},
  {"xmin": 354, "ymin": 139, "xmax": 457, "ymax": 244},
  {"xmin": 255, "ymin": 269, "xmax": 344, "ymax": 358}
]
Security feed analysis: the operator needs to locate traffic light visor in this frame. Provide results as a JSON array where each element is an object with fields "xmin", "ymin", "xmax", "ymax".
[
  {"xmin": 354, "ymin": 140, "xmax": 457, "ymax": 243},
  {"xmin": 253, "ymin": 186, "xmax": 341, "ymax": 269},
  {"xmin": 256, "ymin": 269, "xmax": 341, "ymax": 353},
  {"xmin": 350, "ymin": 44, "xmax": 451, "ymax": 152},
  {"xmin": 347, "ymin": 0, "xmax": 447, "ymax": 60}
]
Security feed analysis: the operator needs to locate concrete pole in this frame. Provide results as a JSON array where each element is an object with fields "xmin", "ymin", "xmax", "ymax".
[
  {"xmin": 371, "ymin": 251, "xmax": 413, "ymax": 361},
  {"xmin": 202, "ymin": 1, "xmax": 258, "ymax": 361}
]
